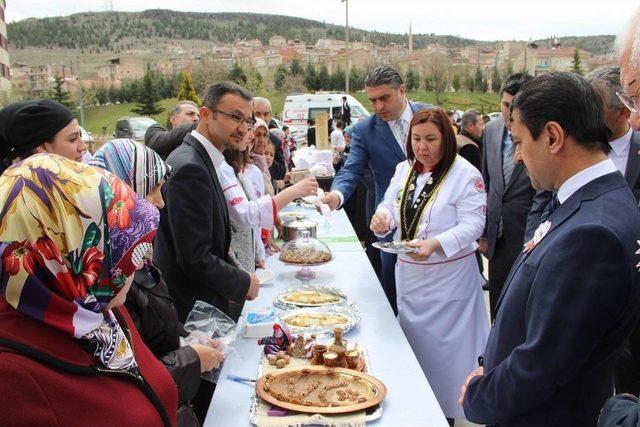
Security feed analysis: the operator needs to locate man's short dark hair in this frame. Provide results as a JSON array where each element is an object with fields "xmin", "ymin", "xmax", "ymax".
[
  {"xmin": 500, "ymin": 72, "xmax": 534, "ymax": 97},
  {"xmin": 202, "ymin": 81, "xmax": 252, "ymax": 110},
  {"xmin": 364, "ymin": 66, "xmax": 403, "ymax": 89},
  {"xmin": 336, "ymin": 121, "xmax": 345, "ymax": 129},
  {"xmin": 512, "ymin": 72, "xmax": 610, "ymax": 154},
  {"xmin": 461, "ymin": 109, "xmax": 480, "ymax": 130}
]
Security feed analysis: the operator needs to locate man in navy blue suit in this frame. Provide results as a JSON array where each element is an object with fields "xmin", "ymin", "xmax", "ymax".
[
  {"xmin": 322, "ymin": 66, "xmax": 431, "ymax": 314},
  {"xmin": 460, "ymin": 72, "xmax": 640, "ymax": 426}
]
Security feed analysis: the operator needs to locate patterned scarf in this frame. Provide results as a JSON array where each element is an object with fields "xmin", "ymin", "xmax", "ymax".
[
  {"xmin": 0, "ymin": 154, "xmax": 159, "ymax": 371},
  {"xmin": 90, "ymin": 138, "xmax": 172, "ymax": 198}
]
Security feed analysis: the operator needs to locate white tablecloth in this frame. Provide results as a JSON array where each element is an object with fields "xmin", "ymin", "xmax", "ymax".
[{"xmin": 204, "ymin": 206, "xmax": 449, "ymax": 426}]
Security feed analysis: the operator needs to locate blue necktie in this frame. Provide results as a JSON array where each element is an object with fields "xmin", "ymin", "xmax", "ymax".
[{"xmin": 539, "ymin": 196, "xmax": 560, "ymax": 224}]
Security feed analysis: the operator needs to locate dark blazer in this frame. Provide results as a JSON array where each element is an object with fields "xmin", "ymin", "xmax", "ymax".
[
  {"xmin": 482, "ymin": 117, "xmax": 550, "ymax": 257},
  {"xmin": 624, "ymin": 131, "xmax": 640, "ymax": 202},
  {"xmin": 464, "ymin": 172, "xmax": 640, "ymax": 427},
  {"xmin": 268, "ymin": 132, "xmax": 287, "ymax": 180},
  {"xmin": 145, "ymin": 122, "xmax": 197, "ymax": 160},
  {"xmin": 154, "ymin": 133, "xmax": 250, "ymax": 321},
  {"xmin": 331, "ymin": 102, "xmax": 432, "ymax": 206}
]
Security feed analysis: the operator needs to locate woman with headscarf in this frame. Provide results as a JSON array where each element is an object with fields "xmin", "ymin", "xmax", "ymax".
[
  {"xmin": 0, "ymin": 99, "xmax": 88, "ymax": 172},
  {"xmin": 0, "ymin": 154, "xmax": 177, "ymax": 426},
  {"xmin": 91, "ymin": 139, "xmax": 223, "ymax": 424}
]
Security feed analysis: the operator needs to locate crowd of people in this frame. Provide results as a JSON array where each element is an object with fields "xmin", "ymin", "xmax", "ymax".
[{"xmin": 2, "ymin": 8, "xmax": 640, "ymax": 427}]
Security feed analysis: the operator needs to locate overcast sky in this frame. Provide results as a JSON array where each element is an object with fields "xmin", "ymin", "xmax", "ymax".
[{"xmin": 5, "ymin": 0, "xmax": 637, "ymax": 42}]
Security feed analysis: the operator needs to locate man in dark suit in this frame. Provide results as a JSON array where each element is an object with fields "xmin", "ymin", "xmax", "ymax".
[
  {"xmin": 341, "ymin": 95, "xmax": 351, "ymax": 125},
  {"xmin": 460, "ymin": 72, "xmax": 640, "ymax": 426},
  {"xmin": 154, "ymin": 81, "xmax": 260, "ymax": 322},
  {"xmin": 321, "ymin": 65, "xmax": 432, "ymax": 314},
  {"xmin": 480, "ymin": 73, "xmax": 551, "ymax": 317},
  {"xmin": 587, "ymin": 65, "xmax": 640, "ymax": 396}
]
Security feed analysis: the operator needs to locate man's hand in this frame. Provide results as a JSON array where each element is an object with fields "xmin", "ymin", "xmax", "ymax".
[
  {"xmin": 321, "ymin": 192, "xmax": 341, "ymax": 211},
  {"xmin": 478, "ymin": 238, "xmax": 488, "ymax": 256},
  {"xmin": 246, "ymin": 273, "xmax": 260, "ymax": 300},
  {"xmin": 458, "ymin": 366, "xmax": 484, "ymax": 406},
  {"xmin": 189, "ymin": 344, "xmax": 225, "ymax": 373},
  {"xmin": 370, "ymin": 211, "xmax": 392, "ymax": 234}
]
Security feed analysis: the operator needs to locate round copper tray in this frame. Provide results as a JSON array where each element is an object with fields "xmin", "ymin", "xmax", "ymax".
[{"xmin": 255, "ymin": 366, "xmax": 386, "ymax": 415}]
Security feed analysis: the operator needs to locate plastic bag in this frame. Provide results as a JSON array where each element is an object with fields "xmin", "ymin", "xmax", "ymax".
[{"xmin": 183, "ymin": 300, "xmax": 238, "ymax": 383}]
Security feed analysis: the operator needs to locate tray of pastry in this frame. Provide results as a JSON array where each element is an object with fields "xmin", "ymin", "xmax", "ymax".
[
  {"xmin": 278, "ymin": 306, "xmax": 360, "ymax": 336},
  {"xmin": 249, "ymin": 351, "xmax": 383, "ymax": 424},
  {"xmin": 274, "ymin": 285, "xmax": 347, "ymax": 309},
  {"xmin": 257, "ymin": 366, "xmax": 386, "ymax": 414},
  {"xmin": 279, "ymin": 248, "xmax": 333, "ymax": 265}
]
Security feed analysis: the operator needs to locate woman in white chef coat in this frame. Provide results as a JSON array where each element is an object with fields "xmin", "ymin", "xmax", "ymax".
[{"xmin": 370, "ymin": 107, "xmax": 489, "ymax": 423}]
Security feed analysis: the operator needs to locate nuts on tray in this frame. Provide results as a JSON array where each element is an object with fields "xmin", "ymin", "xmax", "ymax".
[{"xmin": 280, "ymin": 249, "xmax": 332, "ymax": 265}]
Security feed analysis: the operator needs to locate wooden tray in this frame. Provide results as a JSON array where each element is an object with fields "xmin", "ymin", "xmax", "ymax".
[{"xmin": 256, "ymin": 366, "xmax": 386, "ymax": 415}]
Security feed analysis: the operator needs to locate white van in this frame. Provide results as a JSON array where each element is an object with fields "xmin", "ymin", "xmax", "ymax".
[{"xmin": 281, "ymin": 93, "xmax": 370, "ymax": 141}]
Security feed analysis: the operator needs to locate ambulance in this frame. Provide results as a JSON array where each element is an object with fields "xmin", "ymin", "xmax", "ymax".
[{"xmin": 281, "ymin": 93, "xmax": 370, "ymax": 142}]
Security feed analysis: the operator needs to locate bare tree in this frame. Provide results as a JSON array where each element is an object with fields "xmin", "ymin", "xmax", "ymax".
[{"xmin": 423, "ymin": 53, "xmax": 450, "ymax": 106}]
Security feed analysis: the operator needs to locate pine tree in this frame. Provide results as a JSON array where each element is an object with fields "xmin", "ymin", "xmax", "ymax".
[
  {"xmin": 330, "ymin": 67, "xmax": 346, "ymax": 91},
  {"xmin": 405, "ymin": 69, "xmax": 420, "ymax": 92},
  {"xmin": 131, "ymin": 65, "xmax": 165, "ymax": 116},
  {"xmin": 274, "ymin": 65, "xmax": 288, "ymax": 91},
  {"xmin": 177, "ymin": 71, "xmax": 201, "ymax": 105},
  {"xmin": 246, "ymin": 68, "xmax": 264, "ymax": 94},
  {"xmin": 571, "ymin": 46, "xmax": 583, "ymax": 75},
  {"xmin": 304, "ymin": 63, "xmax": 319, "ymax": 91},
  {"xmin": 491, "ymin": 64, "xmax": 502, "ymax": 94},
  {"xmin": 50, "ymin": 75, "xmax": 73, "ymax": 108},
  {"xmin": 474, "ymin": 68, "xmax": 483, "ymax": 93},
  {"xmin": 228, "ymin": 61, "xmax": 248, "ymax": 86},
  {"xmin": 289, "ymin": 59, "xmax": 304, "ymax": 76},
  {"xmin": 317, "ymin": 64, "xmax": 330, "ymax": 90}
]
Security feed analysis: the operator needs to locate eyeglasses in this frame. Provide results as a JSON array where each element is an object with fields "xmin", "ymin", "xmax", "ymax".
[
  {"xmin": 210, "ymin": 108, "xmax": 256, "ymax": 128},
  {"xmin": 617, "ymin": 79, "xmax": 639, "ymax": 112}
]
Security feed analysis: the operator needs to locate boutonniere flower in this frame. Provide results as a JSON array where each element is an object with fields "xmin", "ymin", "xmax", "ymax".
[
  {"xmin": 426, "ymin": 176, "xmax": 433, "ymax": 185},
  {"xmin": 523, "ymin": 221, "xmax": 552, "ymax": 253}
]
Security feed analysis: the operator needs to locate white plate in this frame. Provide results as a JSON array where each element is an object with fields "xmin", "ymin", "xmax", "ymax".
[
  {"xmin": 372, "ymin": 241, "xmax": 419, "ymax": 255},
  {"xmin": 255, "ymin": 268, "xmax": 274, "ymax": 285}
]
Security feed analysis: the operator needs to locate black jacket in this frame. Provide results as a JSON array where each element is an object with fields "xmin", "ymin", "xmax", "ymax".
[
  {"xmin": 126, "ymin": 264, "xmax": 201, "ymax": 403},
  {"xmin": 268, "ymin": 132, "xmax": 287, "ymax": 180},
  {"xmin": 154, "ymin": 133, "xmax": 250, "ymax": 321},
  {"xmin": 145, "ymin": 123, "xmax": 197, "ymax": 160}
]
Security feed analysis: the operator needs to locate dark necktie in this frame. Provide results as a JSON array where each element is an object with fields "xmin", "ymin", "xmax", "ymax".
[{"xmin": 539, "ymin": 196, "xmax": 560, "ymax": 224}]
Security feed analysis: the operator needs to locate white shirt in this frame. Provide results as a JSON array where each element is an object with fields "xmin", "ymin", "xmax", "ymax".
[
  {"xmin": 557, "ymin": 159, "xmax": 618, "ymax": 204},
  {"xmin": 388, "ymin": 101, "xmax": 414, "ymax": 154},
  {"xmin": 330, "ymin": 129, "xmax": 346, "ymax": 148},
  {"xmin": 608, "ymin": 127, "xmax": 632, "ymax": 175},
  {"xmin": 191, "ymin": 130, "xmax": 225, "ymax": 175}
]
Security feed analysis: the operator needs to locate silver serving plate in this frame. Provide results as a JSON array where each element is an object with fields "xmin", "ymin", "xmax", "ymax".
[
  {"xmin": 278, "ymin": 305, "xmax": 360, "ymax": 336},
  {"xmin": 274, "ymin": 285, "xmax": 348, "ymax": 310},
  {"xmin": 372, "ymin": 241, "xmax": 419, "ymax": 255}
]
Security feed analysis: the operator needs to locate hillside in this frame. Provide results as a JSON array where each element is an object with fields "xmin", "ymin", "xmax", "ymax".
[{"xmin": 7, "ymin": 10, "xmax": 477, "ymax": 52}]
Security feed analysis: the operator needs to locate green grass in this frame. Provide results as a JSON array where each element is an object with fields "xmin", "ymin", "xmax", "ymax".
[
  {"xmin": 82, "ymin": 98, "xmax": 178, "ymax": 136},
  {"xmin": 83, "ymin": 91, "xmax": 500, "ymax": 137}
]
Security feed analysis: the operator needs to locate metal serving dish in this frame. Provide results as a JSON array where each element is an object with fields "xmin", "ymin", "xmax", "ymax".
[{"xmin": 282, "ymin": 219, "xmax": 318, "ymax": 242}]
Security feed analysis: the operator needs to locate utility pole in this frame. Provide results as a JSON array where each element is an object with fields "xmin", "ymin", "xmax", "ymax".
[
  {"xmin": 342, "ymin": 0, "xmax": 350, "ymax": 94},
  {"xmin": 76, "ymin": 59, "xmax": 85, "ymax": 128}
]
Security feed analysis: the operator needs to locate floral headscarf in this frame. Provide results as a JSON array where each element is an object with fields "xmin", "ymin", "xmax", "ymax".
[
  {"xmin": 90, "ymin": 138, "xmax": 172, "ymax": 199},
  {"xmin": 0, "ymin": 154, "xmax": 159, "ymax": 370}
]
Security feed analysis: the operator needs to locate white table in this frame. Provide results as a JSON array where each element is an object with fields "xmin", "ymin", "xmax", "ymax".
[{"xmin": 205, "ymin": 206, "xmax": 448, "ymax": 426}]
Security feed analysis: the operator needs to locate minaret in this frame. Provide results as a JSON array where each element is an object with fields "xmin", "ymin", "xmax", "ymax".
[{"xmin": 409, "ymin": 22, "xmax": 413, "ymax": 53}]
